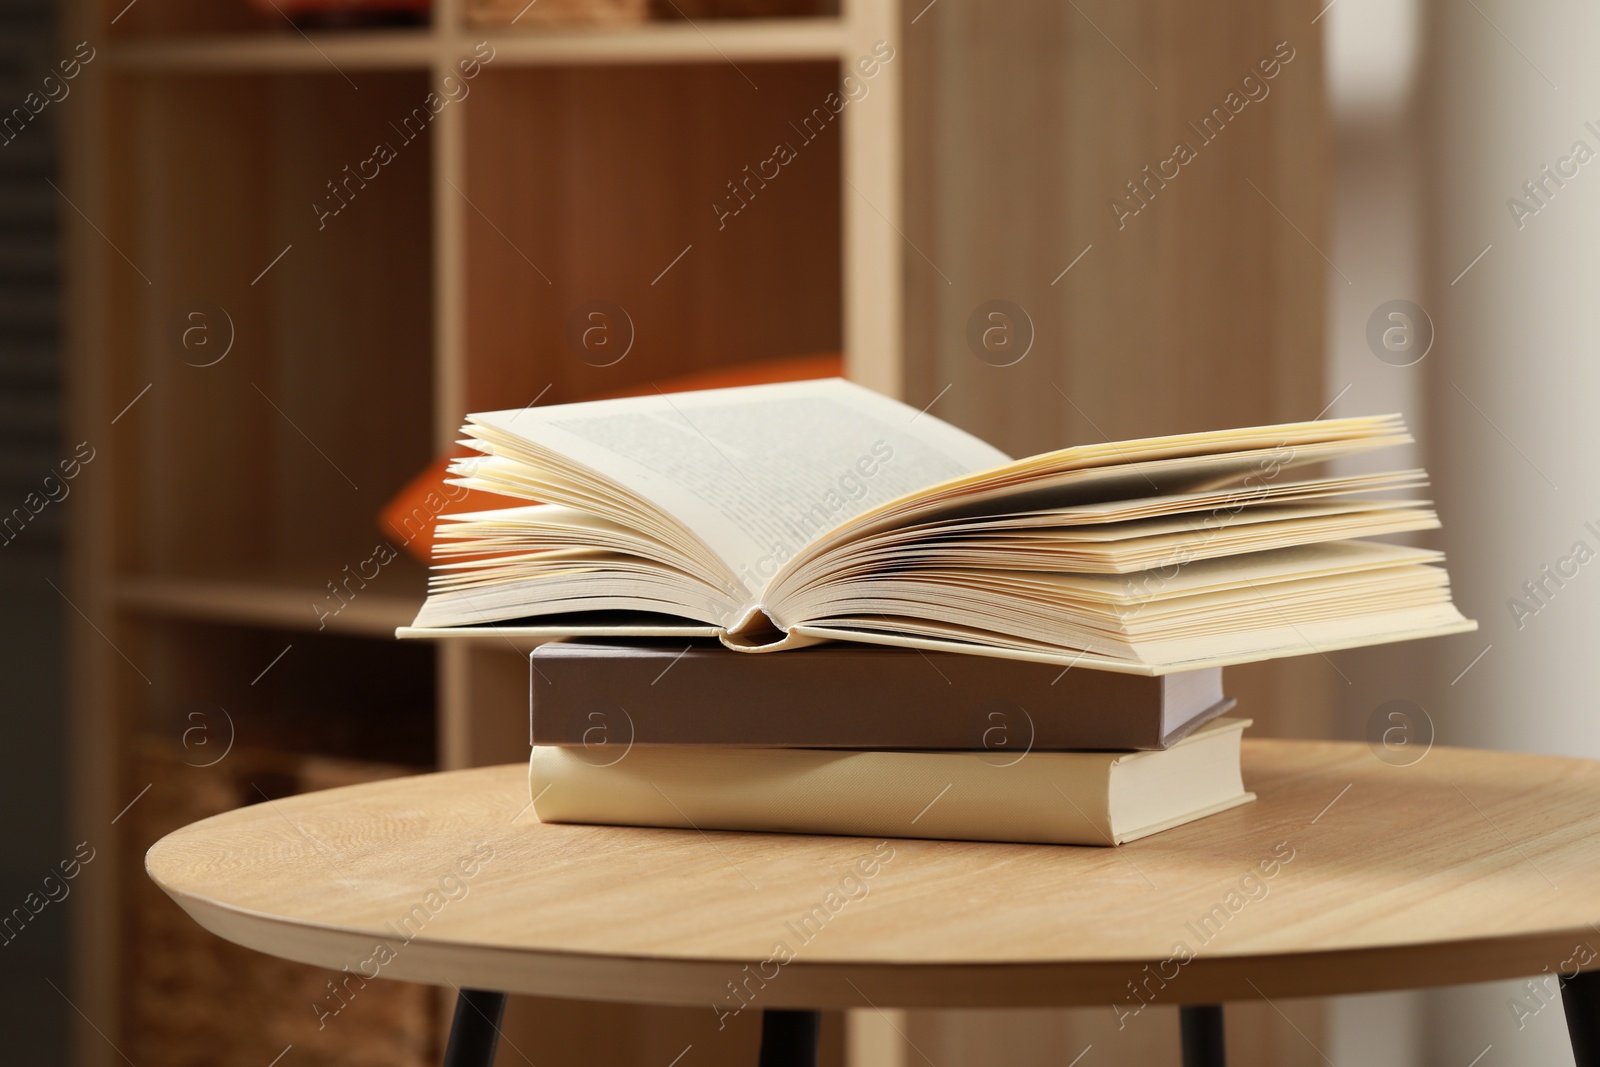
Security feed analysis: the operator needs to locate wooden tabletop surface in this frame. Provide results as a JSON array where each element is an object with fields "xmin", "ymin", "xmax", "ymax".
[{"xmin": 146, "ymin": 739, "xmax": 1600, "ymax": 1009}]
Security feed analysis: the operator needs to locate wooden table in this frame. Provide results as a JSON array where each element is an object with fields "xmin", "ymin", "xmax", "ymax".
[{"xmin": 147, "ymin": 740, "xmax": 1600, "ymax": 1067}]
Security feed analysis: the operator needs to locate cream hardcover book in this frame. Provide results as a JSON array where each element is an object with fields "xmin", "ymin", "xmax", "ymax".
[
  {"xmin": 398, "ymin": 378, "xmax": 1474, "ymax": 674},
  {"xmin": 528, "ymin": 717, "xmax": 1256, "ymax": 846}
]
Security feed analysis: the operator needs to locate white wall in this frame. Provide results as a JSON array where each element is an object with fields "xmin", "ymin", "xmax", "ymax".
[
  {"xmin": 1322, "ymin": 4, "xmax": 1431, "ymax": 1063},
  {"xmin": 1323, "ymin": 2, "xmax": 1595, "ymax": 1064},
  {"xmin": 1422, "ymin": 0, "xmax": 1600, "ymax": 1061},
  {"xmin": 1420, "ymin": 0, "xmax": 1596, "ymax": 1064}
]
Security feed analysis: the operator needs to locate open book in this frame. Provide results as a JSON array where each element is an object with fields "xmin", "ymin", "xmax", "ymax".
[{"xmin": 398, "ymin": 379, "xmax": 1474, "ymax": 674}]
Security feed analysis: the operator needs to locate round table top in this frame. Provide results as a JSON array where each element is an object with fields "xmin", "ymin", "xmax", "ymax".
[{"xmin": 147, "ymin": 739, "xmax": 1600, "ymax": 1010}]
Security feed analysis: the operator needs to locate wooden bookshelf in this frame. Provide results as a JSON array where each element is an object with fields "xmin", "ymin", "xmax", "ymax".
[
  {"xmin": 64, "ymin": 0, "xmax": 885, "ymax": 1064},
  {"xmin": 62, "ymin": 0, "xmax": 1331, "ymax": 1064}
]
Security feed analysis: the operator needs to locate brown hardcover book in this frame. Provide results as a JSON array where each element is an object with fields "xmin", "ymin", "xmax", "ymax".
[{"xmin": 530, "ymin": 639, "xmax": 1233, "ymax": 751}]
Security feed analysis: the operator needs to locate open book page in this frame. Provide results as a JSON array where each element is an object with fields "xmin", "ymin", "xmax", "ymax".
[
  {"xmin": 794, "ymin": 607, "xmax": 1475, "ymax": 674},
  {"xmin": 762, "ymin": 415, "xmax": 1414, "ymax": 597},
  {"xmin": 778, "ymin": 542, "xmax": 1458, "ymax": 642},
  {"xmin": 401, "ymin": 392, "xmax": 1475, "ymax": 667},
  {"xmin": 784, "ymin": 501, "xmax": 1439, "ymax": 576},
  {"xmin": 411, "ymin": 547, "xmax": 738, "ymax": 629},
  {"xmin": 782, "ymin": 539, "xmax": 1444, "ymax": 612},
  {"xmin": 429, "ymin": 504, "xmax": 741, "ymax": 593},
  {"xmin": 461, "ymin": 379, "xmax": 1008, "ymax": 609},
  {"xmin": 433, "ymin": 504, "xmax": 699, "ymax": 561},
  {"xmin": 779, "ymin": 542, "xmax": 1471, "ymax": 673},
  {"xmin": 770, "ymin": 465, "xmax": 1438, "ymax": 599},
  {"xmin": 889, "ymin": 469, "xmax": 1431, "ymax": 528}
]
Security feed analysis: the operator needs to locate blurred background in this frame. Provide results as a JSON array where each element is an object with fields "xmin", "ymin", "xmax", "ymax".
[{"xmin": 2, "ymin": 0, "xmax": 1594, "ymax": 1063}]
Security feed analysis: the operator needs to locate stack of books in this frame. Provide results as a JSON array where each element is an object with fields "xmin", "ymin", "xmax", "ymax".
[
  {"xmin": 399, "ymin": 378, "xmax": 1474, "ymax": 845},
  {"xmin": 525, "ymin": 639, "xmax": 1250, "ymax": 845}
]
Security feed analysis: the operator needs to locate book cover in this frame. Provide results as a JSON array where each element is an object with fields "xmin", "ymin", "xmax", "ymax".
[
  {"xmin": 530, "ymin": 639, "xmax": 1232, "ymax": 750},
  {"xmin": 528, "ymin": 717, "xmax": 1255, "ymax": 846}
]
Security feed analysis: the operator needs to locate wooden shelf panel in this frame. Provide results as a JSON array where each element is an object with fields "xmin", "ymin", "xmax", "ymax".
[
  {"xmin": 462, "ymin": 61, "xmax": 843, "ymax": 411},
  {"xmin": 105, "ymin": 20, "xmax": 849, "ymax": 73},
  {"xmin": 103, "ymin": 70, "xmax": 435, "ymax": 581},
  {"xmin": 477, "ymin": 19, "xmax": 849, "ymax": 64},
  {"xmin": 116, "ymin": 573, "xmax": 422, "ymax": 637}
]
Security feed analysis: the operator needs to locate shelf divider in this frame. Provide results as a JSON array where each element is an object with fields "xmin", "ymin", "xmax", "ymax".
[{"xmin": 115, "ymin": 574, "xmax": 421, "ymax": 637}]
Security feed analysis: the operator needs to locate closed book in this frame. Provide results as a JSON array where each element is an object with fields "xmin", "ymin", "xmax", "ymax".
[
  {"xmin": 531, "ymin": 639, "xmax": 1232, "ymax": 751},
  {"xmin": 528, "ymin": 717, "xmax": 1254, "ymax": 846}
]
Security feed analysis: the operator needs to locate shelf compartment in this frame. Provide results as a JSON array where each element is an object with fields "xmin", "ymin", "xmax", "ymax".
[
  {"xmin": 462, "ymin": 60, "xmax": 843, "ymax": 410},
  {"xmin": 120, "ymin": 616, "xmax": 438, "ymax": 767},
  {"xmin": 103, "ymin": 69, "xmax": 435, "ymax": 585}
]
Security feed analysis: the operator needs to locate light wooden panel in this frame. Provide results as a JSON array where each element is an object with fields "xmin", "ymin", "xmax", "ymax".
[
  {"xmin": 898, "ymin": 1, "xmax": 1331, "ymax": 1062},
  {"xmin": 462, "ymin": 61, "xmax": 842, "ymax": 413},
  {"xmin": 106, "ymin": 24, "xmax": 855, "ymax": 72},
  {"xmin": 902, "ymin": 0, "xmax": 1326, "ymax": 448},
  {"xmin": 840, "ymin": 0, "xmax": 900, "ymax": 396},
  {"xmin": 899, "ymin": 1, "xmax": 1332, "ymax": 731}
]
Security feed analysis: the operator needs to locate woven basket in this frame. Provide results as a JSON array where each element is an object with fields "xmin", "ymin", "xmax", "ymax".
[{"xmin": 124, "ymin": 739, "xmax": 437, "ymax": 1067}]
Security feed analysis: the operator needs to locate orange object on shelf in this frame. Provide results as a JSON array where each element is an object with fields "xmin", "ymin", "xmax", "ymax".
[
  {"xmin": 381, "ymin": 461, "xmax": 509, "ymax": 559},
  {"xmin": 381, "ymin": 353, "xmax": 845, "ymax": 562},
  {"xmin": 582, "ymin": 351, "xmax": 843, "ymax": 400}
]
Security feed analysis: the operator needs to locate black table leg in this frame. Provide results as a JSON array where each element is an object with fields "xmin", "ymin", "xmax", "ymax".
[
  {"xmin": 443, "ymin": 988, "xmax": 507, "ymax": 1067},
  {"xmin": 758, "ymin": 1008, "xmax": 820, "ymax": 1067},
  {"xmin": 1179, "ymin": 1004, "xmax": 1226, "ymax": 1067},
  {"xmin": 1564, "ymin": 970, "xmax": 1600, "ymax": 1066}
]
